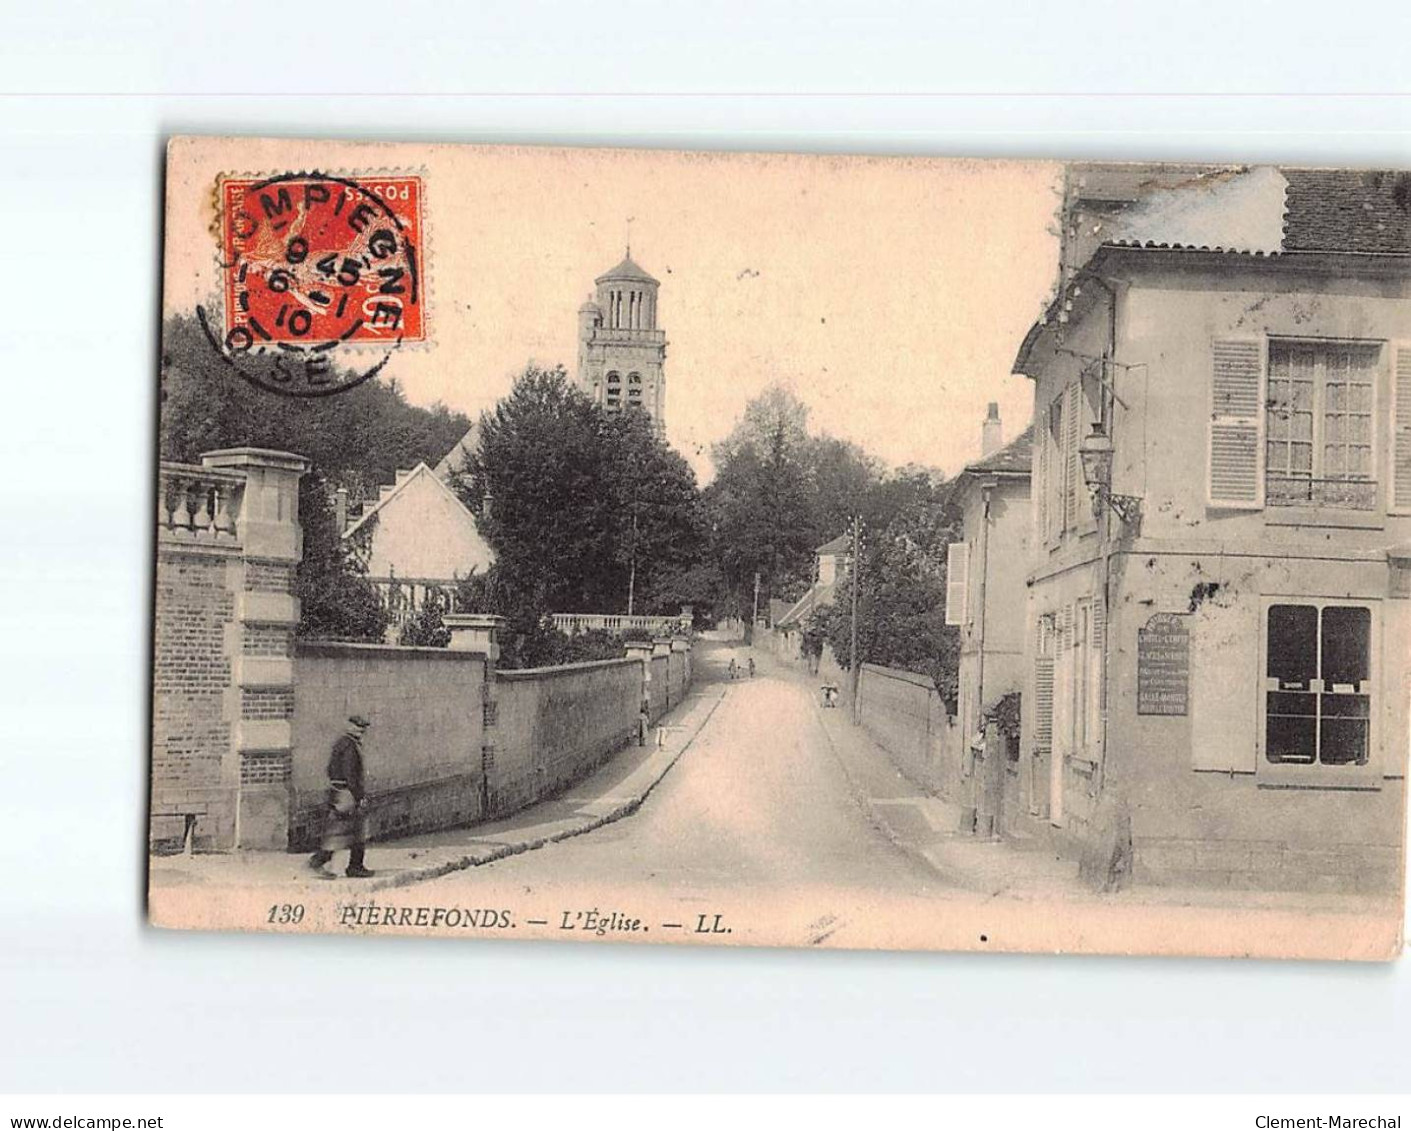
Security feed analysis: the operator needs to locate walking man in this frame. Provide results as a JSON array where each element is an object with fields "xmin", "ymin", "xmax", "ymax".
[{"xmin": 308, "ymin": 714, "xmax": 375, "ymax": 879}]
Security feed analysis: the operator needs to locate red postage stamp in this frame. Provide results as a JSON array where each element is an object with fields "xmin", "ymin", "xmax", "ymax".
[{"xmin": 219, "ymin": 173, "xmax": 426, "ymax": 352}]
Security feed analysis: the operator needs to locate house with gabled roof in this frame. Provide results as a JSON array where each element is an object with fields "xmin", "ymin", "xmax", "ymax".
[
  {"xmin": 773, "ymin": 533, "xmax": 851, "ymax": 667},
  {"xmin": 1013, "ymin": 164, "xmax": 1411, "ymax": 892},
  {"xmin": 341, "ymin": 461, "xmax": 494, "ymax": 633}
]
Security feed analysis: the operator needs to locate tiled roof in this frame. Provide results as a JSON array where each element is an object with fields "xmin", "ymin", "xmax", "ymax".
[
  {"xmin": 595, "ymin": 252, "xmax": 659, "ymax": 285},
  {"xmin": 815, "ymin": 533, "xmax": 852, "ymax": 555},
  {"xmin": 963, "ymin": 424, "xmax": 1033, "ymax": 477},
  {"xmin": 1084, "ymin": 166, "xmax": 1411, "ymax": 256},
  {"xmin": 1281, "ymin": 169, "xmax": 1411, "ymax": 255},
  {"xmin": 1014, "ymin": 165, "xmax": 1411, "ymax": 376}
]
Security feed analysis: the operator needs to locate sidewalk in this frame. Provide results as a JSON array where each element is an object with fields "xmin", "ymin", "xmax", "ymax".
[
  {"xmin": 804, "ymin": 670, "xmax": 1088, "ymax": 900},
  {"xmin": 149, "ymin": 683, "xmax": 726, "ymax": 896},
  {"xmin": 786, "ymin": 653, "xmax": 1400, "ymax": 916}
]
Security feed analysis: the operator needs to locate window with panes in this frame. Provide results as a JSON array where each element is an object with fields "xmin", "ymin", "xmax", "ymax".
[
  {"xmin": 1265, "ymin": 341, "xmax": 1378, "ymax": 509},
  {"xmin": 1265, "ymin": 603, "xmax": 1372, "ymax": 767}
]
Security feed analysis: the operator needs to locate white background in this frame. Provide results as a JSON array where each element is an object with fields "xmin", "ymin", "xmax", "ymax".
[{"xmin": 1, "ymin": 0, "xmax": 1409, "ymax": 1095}]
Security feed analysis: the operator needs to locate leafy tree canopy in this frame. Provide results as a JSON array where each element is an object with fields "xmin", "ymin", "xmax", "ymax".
[
  {"xmin": 451, "ymin": 365, "xmax": 707, "ymax": 634},
  {"xmin": 704, "ymin": 383, "xmax": 884, "ymax": 615},
  {"xmin": 817, "ymin": 470, "xmax": 963, "ymax": 707}
]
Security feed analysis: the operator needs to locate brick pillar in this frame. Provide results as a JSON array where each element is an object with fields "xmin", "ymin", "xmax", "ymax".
[{"xmin": 201, "ymin": 448, "xmax": 310, "ymax": 850}]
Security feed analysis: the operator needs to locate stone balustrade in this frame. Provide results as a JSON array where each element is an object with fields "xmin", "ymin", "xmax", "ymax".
[
  {"xmin": 157, "ymin": 462, "xmax": 247, "ymax": 545},
  {"xmin": 551, "ymin": 612, "xmax": 690, "ymax": 636}
]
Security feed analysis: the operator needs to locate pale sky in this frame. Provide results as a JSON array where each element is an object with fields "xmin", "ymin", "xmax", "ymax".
[{"xmin": 166, "ymin": 139, "xmax": 1063, "ymax": 482}]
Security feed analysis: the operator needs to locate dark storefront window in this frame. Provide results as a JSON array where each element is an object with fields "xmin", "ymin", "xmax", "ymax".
[{"xmin": 1265, "ymin": 603, "xmax": 1371, "ymax": 767}]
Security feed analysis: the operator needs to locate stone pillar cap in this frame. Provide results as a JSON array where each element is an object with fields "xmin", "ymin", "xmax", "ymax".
[{"xmin": 201, "ymin": 447, "xmax": 311, "ymax": 473}]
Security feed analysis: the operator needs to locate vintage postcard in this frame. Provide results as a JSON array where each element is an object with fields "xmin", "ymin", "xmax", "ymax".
[{"xmin": 149, "ymin": 137, "xmax": 1410, "ymax": 959}]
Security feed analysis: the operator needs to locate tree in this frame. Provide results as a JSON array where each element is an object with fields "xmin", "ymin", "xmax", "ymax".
[
  {"xmin": 818, "ymin": 470, "xmax": 962, "ymax": 707},
  {"xmin": 452, "ymin": 365, "xmax": 705, "ymax": 622},
  {"xmin": 602, "ymin": 409, "xmax": 707, "ymax": 616},
  {"xmin": 295, "ymin": 471, "xmax": 391, "ymax": 642},
  {"xmin": 705, "ymin": 385, "xmax": 818, "ymax": 613},
  {"xmin": 705, "ymin": 384, "xmax": 881, "ymax": 619},
  {"xmin": 160, "ymin": 314, "xmax": 471, "ymax": 485}
]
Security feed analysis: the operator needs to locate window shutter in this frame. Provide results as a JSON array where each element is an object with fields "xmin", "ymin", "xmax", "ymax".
[
  {"xmin": 1034, "ymin": 621, "xmax": 1054, "ymax": 753},
  {"xmin": 1208, "ymin": 338, "xmax": 1266, "ymax": 508},
  {"xmin": 944, "ymin": 542, "xmax": 970, "ymax": 626},
  {"xmin": 1047, "ymin": 396, "xmax": 1065, "ymax": 543},
  {"xmin": 1392, "ymin": 343, "xmax": 1411, "ymax": 514},
  {"xmin": 1090, "ymin": 598, "xmax": 1106, "ymax": 742},
  {"xmin": 1190, "ymin": 604, "xmax": 1258, "ymax": 774},
  {"xmin": 1064, "ymin": 382, "xmax": 1081, "ymax": 529},
  {"xmin": 1037, "ymin": 417, "xmax": 1050, "ymax": 544},
  {"xmin": 1053, "ymin": 605, "xmax": 1073, "ymax": 758}
]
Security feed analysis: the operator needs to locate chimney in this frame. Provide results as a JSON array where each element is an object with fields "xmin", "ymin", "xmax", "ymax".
[
  {"xmin": 981, "ymin": 402, "xmax": 1003, "ymax": 457},
  {"xmin": 334, "ymin": 486, "xmax": 348, "ymax": 533}
]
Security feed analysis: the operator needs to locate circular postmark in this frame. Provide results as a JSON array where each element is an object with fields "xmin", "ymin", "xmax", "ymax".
[{"xmin": 198, "ymin": 171, "xmax": 425, "ymax": 398}]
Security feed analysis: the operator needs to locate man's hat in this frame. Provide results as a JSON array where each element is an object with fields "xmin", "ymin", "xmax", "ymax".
[{"xmin": 348, "ymin": 714, "xmax": 371, "ymax": 728}]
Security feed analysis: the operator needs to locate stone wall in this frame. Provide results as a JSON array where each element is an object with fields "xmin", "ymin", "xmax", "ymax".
[
  {"xmin": 289, "ymin": 642, "xmax": 694, "ymax": 848},
  {"xmin": 492, "ymin": 658, "xmax": 644, "ymax": 815},
  {"xmin": 857, "ymin": 663, "xmax": 959, "ymax": 798},
  {"xmin": 290, "ymin": 642, "xmax": 489, "ymax": 848}
]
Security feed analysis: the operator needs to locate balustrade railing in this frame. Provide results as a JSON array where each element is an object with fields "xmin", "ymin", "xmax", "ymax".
[
  {"xmin": 551, "ymin": 612, "xmax": 688, "ymax": 636},
  {"xmin": 157, "ymin": 462, "xmax": 246, "ymax": 544},
  {"xmin": 1266, "ymin": 474, "xmax": 1377, "ymax": 511},
  {"xmin": 588, "ymin": 328, "xmax": 666, "ymax": 345}
]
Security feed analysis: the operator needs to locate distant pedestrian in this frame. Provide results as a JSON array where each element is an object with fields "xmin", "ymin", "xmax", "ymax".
[
  {"xmin": 638, "ymin": 698, "xmax": 650, "ymax": 746},
  {"xmin": 821, "ymin": 683, "xmax": 839, "ymax": 708},
  {"xmin": 747, "ymin": 656, "xmax": 756, "ymax": 678},
  {"xmin": 728, "ymin": 658, "xmax": 738, "ymax": 680},
  {"xmin": 308, "ymin": 714, "xmax": 375, "ymax": 879}
]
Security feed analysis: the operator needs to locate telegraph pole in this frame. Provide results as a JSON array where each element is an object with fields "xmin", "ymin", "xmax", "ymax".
[
  {"xmin": 850, "ymin": 513, "xmax": 861, "ymax": 724},
  {"xmin": 626, "ymin": 510, "xmax": 638, "ymax": 616},
  {"xmin": 752, "ymin": 571, "xmax": 761, "ymax": 631}
]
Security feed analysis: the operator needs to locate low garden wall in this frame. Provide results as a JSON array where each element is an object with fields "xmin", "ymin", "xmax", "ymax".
[
  {"xmin": 290, "ymin": 640, "xmax": 693, "ymax": 849},
  {"xmin": 492, "ymin": 657, "xmax": 643, "ymax": 815},
  {"xmin": 291, "ymin": 642, "xmax": 489, "ymax": 847}
]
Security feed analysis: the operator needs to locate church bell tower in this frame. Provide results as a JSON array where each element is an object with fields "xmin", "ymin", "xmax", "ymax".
[{"xmin": 576, "ymin": 249, "xmax": 668, "ymax": 434}]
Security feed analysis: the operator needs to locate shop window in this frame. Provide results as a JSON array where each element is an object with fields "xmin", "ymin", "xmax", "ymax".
[{"xmin": 1265, "ymin": 603, "xmax": 1371, "ymax": 767}]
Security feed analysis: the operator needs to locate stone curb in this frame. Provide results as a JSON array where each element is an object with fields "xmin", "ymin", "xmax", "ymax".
[{"xmin": 363, "ymin": 687, "xmax": 728, "ymax": 894}]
